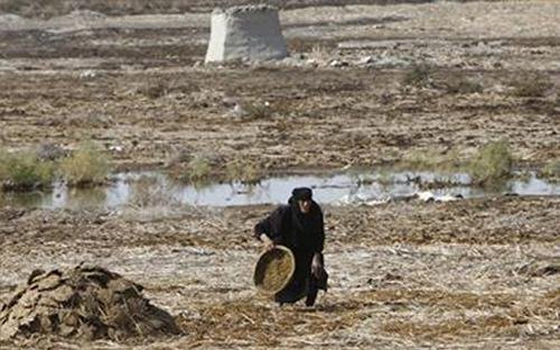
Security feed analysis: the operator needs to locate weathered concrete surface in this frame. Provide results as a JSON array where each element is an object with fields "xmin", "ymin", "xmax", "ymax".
[{"xmin": 205, "ymin": 5, "xmax": 288, "ymax": 63}]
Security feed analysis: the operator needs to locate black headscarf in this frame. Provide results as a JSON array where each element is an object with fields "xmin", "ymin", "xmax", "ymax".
[{"xmin": 291, "ymin": 187, "xmax": 313, "ymax": 202}]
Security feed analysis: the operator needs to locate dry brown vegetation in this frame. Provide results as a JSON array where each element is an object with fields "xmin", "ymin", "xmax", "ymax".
[{"xmin": 1, "ymin": 195, "xmax": 559, "ymax": 348}]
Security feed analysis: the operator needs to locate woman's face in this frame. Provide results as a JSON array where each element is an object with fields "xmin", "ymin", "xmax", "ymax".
[{"xmin": 298, "ymin": 199, "xmax": 311, "ymax": 214}]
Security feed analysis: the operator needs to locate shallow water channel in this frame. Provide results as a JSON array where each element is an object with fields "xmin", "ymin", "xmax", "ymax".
[{"xmin": 1, "ymin": 170, "xmax": 560, "ymax": 210}]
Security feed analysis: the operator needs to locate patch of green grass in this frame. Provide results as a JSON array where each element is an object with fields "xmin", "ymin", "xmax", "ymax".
[
  {"xmin": 468, "ymin": 140, "xmax": 513, "ymax": 186},
  {"xmin": 0, "ymin": 149, "xmax": 55, "ymax": 191},
  {"xmin": 60, "ymin": 143, "xmax": 110, "ymax": 187}
]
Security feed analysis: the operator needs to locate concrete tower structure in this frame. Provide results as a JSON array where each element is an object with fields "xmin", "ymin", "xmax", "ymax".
[{"xmin": 205, "ymin": 5, "xmax": 288, "ymax": 63}]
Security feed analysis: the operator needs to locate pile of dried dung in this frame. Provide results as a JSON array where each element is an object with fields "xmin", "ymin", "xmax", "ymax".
[
  {"xmin": 253, "ymin": 246, "xmax": 295, "ymax": 294},
  {"xmin": 0, "ymin": 265, "xmax": 180, "ymax": 341}
]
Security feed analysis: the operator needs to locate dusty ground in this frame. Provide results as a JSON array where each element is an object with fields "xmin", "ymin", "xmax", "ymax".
[
  {"xmin": 0, "ymin": 1, "xmax": 559, "ymax": 172},
  {"xmin": 1, "ymin": 0, "xmax": 560, "ymax": 348},
  {"xmin": 1, "ymin": 197, "xmax": 560, "ymax": 348}
]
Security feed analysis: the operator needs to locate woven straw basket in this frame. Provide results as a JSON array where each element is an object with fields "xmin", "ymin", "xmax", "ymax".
[{"xmin": 253, "ymin": 245, "xmax": 295, "ymax": 295}]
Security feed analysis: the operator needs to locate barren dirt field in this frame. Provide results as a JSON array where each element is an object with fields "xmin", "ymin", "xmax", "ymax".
[{"xmin": 1, "ymin": 0, "xmax": 560, "ymax": 349}]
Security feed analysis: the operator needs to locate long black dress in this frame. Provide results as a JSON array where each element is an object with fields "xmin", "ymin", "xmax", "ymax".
[{"xmin": 254, "ymin": 197, "xmax": 327, "ymax": 306}]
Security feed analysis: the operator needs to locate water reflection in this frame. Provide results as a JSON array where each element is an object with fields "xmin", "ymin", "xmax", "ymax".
[
  {"xmin": 0, "ymin": 191, "xmax": 46, "ymax": 208},
  {"xmin": 51, "ymin": 184, "xmax": 107, "ymax": 209},
  {"xmin": 1, "ymin": 170, "xmax": 559, "ymax": 210}
]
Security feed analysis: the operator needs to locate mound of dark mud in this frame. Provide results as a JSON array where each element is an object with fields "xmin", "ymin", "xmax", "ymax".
[{"xmin": 0, "ymin": 265, "xmax": 179, "ymax": 341}]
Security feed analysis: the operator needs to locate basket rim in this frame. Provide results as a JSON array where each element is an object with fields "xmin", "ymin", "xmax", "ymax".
[{"xmin": 253, "ymin": 245, "xmax": 296, "ymax": 295}]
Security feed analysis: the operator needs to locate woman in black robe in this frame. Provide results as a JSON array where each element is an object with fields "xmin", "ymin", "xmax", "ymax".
[{"xmin": 254, "ymin": 187, "xmax": 328, "ymax": 306}]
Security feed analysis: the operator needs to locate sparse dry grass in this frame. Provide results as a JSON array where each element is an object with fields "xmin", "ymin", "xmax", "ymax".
[
  {"xmin": 397, "ymin": 147, "xmax": 463, "ymax": 173},
  {"xmin": 444, "ymin": 76, "xmax": 484, "ymax": 95},
  {"xmin": 510, "ymin": 72, "xmax": 553, "ymax": 98},
  {"xmin": 402, "ymin": 63, "xmax": 433, "ymax": 88},
  {"xmin": 541, "ymin": 159, "xmax": 560, "ymax": 180},
  {"xmin": 539, "ymin": 289, "xmax": 560, "ymax": 309},
  {"xmin": 177, "ymin": 299, "xmax": 354, "ymax": 346},
  {"xmin": 381, "ymin": 314, "xmax": 520, "ymax": 340},
  {"xmin": 185, "ymin": 155, "xmax": 212, "ymax": 183},
  {"xmin": 358, "ymin": 289, "xmax": 516, "ymax": 310},
  {"xmin": 241, "ymin": 101, "xmax": 272, "ymax": 120},
  {"xmin": 59, "ymin": 143, "xmax": 110, "ymax": 187},
  {"xmin": 468, "ymin": 140, "xmax": 513, "ymax": 186},
  {"xmin": 225, "ymin": 158, "xmax": 263, "ymax": 184},
  {"xmin": 137, "ymin": 79, "xmax": 169, "ymax": 99},
  {"xmin": 308, "ymin": 44, "xmax": 332, "ymax": 63}
]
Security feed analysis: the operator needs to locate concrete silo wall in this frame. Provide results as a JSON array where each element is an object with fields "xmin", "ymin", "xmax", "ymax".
[{"xmin": 205, "ymin": 5, "xmax": 288, "ymax": 63}]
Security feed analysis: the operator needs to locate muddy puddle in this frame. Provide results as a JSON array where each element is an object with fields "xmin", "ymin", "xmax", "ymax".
[{"xmin": 1, "ymin": 170, "xmax": 559, "ymax": 210}]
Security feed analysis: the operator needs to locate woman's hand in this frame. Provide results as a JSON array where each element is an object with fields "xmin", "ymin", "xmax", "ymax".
[
  {"xmin": 260, "ymin": 234, "xmax": 275, "ymax": 251},
  {"xmin": 311, "ymin": 253, "xmax": 323, "ymax": 277}
]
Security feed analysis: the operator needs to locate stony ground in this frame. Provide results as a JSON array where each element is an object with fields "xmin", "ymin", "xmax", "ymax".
[{"xmin": 1, "ymin": 0, "xmax": 560, "ymax": 348}]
